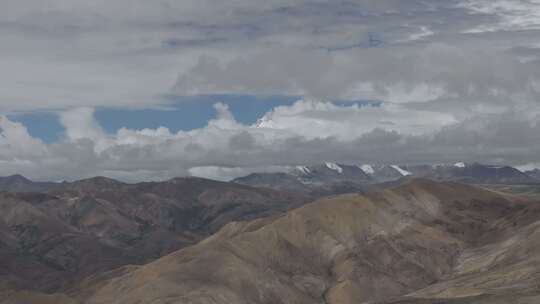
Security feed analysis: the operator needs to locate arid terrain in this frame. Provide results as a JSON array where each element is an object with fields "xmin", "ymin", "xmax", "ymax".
[
  {"xmin": 0, "ymin": 176, "xmax": 309, "ymax": 296},
  {"xmin": 2, "ymin": 175, "xmax": 540, "ymax": 303}
]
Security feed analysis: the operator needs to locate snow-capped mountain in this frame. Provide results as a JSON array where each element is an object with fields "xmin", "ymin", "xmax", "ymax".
[
  {"xmin": 233, "ymin": 162, "xmax": 540, "ymax": 192},
  {"xmin": 390, "ymin": 165, "xmax": 412, "ymax": 176},
  {"xmin": 359, "ymin": 165, "xmax": 375, "ymax": 174},
  {"xmin": 454, "ymin": 162, "xmax": 466, "ymax": 168},
  {"xmin": 290, "ymin": 163, "xmax": 372, "ymax": 185},
  {"xmin": 358, "ymin": 164, "xmax": 411, "ymax": 182},
  {"xmin": 234, "ymin": 163, "xmax": 418, "ymax": 192}
]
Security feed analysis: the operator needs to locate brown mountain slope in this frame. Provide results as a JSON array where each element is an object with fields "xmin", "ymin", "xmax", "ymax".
[
  {"xmin": 54, "ymin": 178, "xmax": 540, "ymax": 304},
  {"xmin": 0, "ymin": 192, "xmax": 135, "ymax": 293},
  {"xmin": 0, "ymin": 177, "xmax": 310, "ymax": 298},
  {"xmin": 50, "ymin": 176, "xmax": 309, "ymax": 236}
]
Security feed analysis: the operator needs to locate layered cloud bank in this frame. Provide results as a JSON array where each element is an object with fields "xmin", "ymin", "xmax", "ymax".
[
  {"xmin": 1, "ymin": 100, "xmax": 539, "ymax": 182},
  {"xmin": 2, "ymin": 0, "xmax": 540, "ymax": 112}
]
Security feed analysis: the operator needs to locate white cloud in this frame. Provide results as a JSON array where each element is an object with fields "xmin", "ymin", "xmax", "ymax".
[
  {"xmin": 254, "ymin": 99, "xmax": 456, "ymax": 139},
  {"xmin": 60, "ymin": 107, "xmax": 104, "ymax": 141},
  {"xmin": 459, "ymin": 0, "xmax": 540, "ymax": 32},
  {"xmin": 0, "ymin": 116, "xmax": 47, "ymax": 159},
  {"xmin": 404, "ymin": 26, "xmax": 435, "ymax": 42},
  {"xmin": 1, "ymin": 0, "xmax": 536, "ymax": 112},
  {"xmin": 59, "ymin": 107, "xmax": 113, "ymax": 153},
  {"xmin": 1, "ymin": 0, "xmax": 540, "ymax": 181},
  {"xmin": 0, "ymin": 100, "xmax": 538, "ymax": 182},
  {"xmin": 175, "ymin": 42, "xmax": 540, "ymax": 122}
]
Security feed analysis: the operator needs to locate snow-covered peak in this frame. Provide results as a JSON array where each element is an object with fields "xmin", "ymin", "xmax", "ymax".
[
  {"xmin": 454, "ymin": 162, "xmax": 466, "ymax": 168},
  {"xmin": 391, "ymin": 165, "xmax": 412, "ymax": 176},
  {"xmin": 295, "ymin": 166, "xmax": 311, "ymax": 175},
  {"xmin": 325, "ymin": 162, "xmax": 343, "ymax": 174},
  {"xmin": 359, "ymin": 164, "xmax": 375, "ymax": 175},
  {"xmin": 517, "ymin": 163, "xmax": 540, "ymax": 172}
]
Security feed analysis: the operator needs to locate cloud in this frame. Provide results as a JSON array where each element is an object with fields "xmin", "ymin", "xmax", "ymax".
[
  {"xmin": 254, "ymin": 99, "xmax": 457, "ymax": 139},
  {"xmin": 1, "ymin": 0, "xmax": 540, "ymax": 181},
  {"xmin": 1, "ymin": 0, "xmax": 536, "ymax": 111},
  {"xmin": 60, "ymin": 107, "xmax": 104, "ymax": 141},
  {"xmin": 174, "ymin": 40, "xmax": 540, "ymax": 117},
  {"xmin": 459, "ymin": 0, "xmax": 540, "ymax": 32},
  {"xmin": 0, "ymin": 116, "xmax": 47, "ymax": 159},
  {"xmin": 0, "ymin": 100, "xmax": 538, "ymax": 182}
]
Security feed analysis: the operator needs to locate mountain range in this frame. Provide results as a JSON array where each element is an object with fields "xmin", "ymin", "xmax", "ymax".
[
  {"xmin": 0, "ymin": 162, "xmax": 536, "ymax": 195},
  {"xmin": 1, "ymin": 168, "xmax": 540, "ymax": 303},
  {"xmin": 3, "ymin": 178, "xmax": 540, "ymax": 303},
  {"xmin": 0, "ymin": 176, "xmax": 309, "ymax": 297},
  {"xmin": 234, "ymin": 162, "xmax": 540, "ymax": 192},
  {"xmin": 0, "ymin": 175, "xmax": 60, "ymax": 193}
]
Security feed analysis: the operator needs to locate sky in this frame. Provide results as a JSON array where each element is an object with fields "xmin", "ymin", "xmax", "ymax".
[{"xmin": 1, "ymin": 0, "xmax": 540, "ymax": 181}]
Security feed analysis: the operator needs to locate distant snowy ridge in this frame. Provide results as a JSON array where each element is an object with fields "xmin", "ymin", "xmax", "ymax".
[
  {"xmin": 325, "ymin": 162, "xmax": 343, "ymax": 174},
  {"xmin": 359, "ymin": 164, "xmax": 375, "ymax": 174},
  {"xmin": 454, "ymin": 162, "xmax": 466, "ymax": 168},
  {"xmin": 296, "ymin": 166, "xmax": 311, "ymax": 175},
  {"xmin": 234, "ymin": 162, "xmax": 540, "ymax": 191},
  {"xmin": 391, "ymin": 165, "xmax": 412, "ymax": 176}
]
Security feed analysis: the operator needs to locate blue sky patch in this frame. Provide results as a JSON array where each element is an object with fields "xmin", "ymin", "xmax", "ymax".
[
  {"xmin": 96, "ymin": 95, "xmax": 301, "ymax": 133},
  {"xmin": 8, "ymin": 95, "xmax": 301, "ymax": 143},
  {"xmin": 8, "ymin": 95, "xmax": 381, "ymax": 143},
  {"xmin": 8, "ymin": 111, "xmax": 64, "ymax": 143}
]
